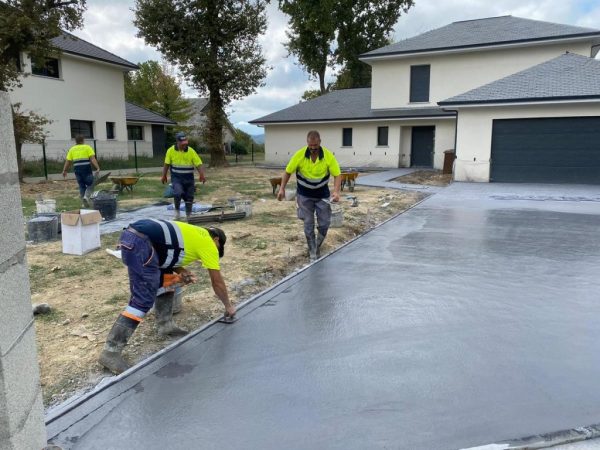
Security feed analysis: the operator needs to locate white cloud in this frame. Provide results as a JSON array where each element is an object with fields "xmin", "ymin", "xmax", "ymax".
[{"xmin": 74, "ymin": 0, "xmax": 600, "ymax": 135}]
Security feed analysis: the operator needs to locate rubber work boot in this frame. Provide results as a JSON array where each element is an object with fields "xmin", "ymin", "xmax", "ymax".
[
  {"xmin": 172, "ymin": 287, "xmax": 183, "ymax": 314},
  {"xmin": 185, "ymin": 201, "xmax": 193, "ymax": 219},
  {"xmin": 155, "ymin": 292, "xmax": 188, "ymax": 337},
  {"xmin": 99, "ymin": 314, "xmax": 140, "ymax": 374},
  {"xmin": 305, "ymin": 233, "xmax": 317, "ymax": 262},
  {"xmin": 316, "ymin": 232, "xmax": 326, "ymax": 258}
]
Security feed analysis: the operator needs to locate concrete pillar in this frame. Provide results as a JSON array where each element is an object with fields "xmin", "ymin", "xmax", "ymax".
[{"xmin": 0, "ymin": 92, "xmax": 47, "ymax": 449}]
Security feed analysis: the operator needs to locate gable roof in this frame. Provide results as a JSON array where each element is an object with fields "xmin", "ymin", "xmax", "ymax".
[
  {"xmin": 439, "ymin": 53, "xmax": 600, "ymax": 106},
  {"xmin": 52, "ymin": 32, "xmax": 138, "ymax": 70},
  {"xmin": 189, "ymin": 97, "xmax": 209, "ymax": 112},
  {"xmin": 250, "ymin": 88, "xmax": 454, "ymax": 124},
  {"xmin": 125, "ymin": 102, "xmax": 176, "ymax": 125},
  {"xmin": 362, "ymin": 16, "xmax": 600, "ymax": 60}
]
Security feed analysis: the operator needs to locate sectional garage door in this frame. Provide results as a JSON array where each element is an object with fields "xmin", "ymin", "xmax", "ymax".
[{"xmin": 490, "ymin": 117, "xmax": 600, "ymax": 184}]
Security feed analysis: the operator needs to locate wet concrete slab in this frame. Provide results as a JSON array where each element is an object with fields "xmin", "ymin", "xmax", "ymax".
[{"xmin": 47, "ymin": 182, "xmax": 600, "ymax": 449}]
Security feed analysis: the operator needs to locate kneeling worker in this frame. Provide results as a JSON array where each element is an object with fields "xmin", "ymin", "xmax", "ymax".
[{"xmin": 99, "ymin": 220, "xmax": 236, "ymax": 374}]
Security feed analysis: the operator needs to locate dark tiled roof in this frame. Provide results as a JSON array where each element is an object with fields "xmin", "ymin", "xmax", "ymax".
[
  {"xmin": 52, "ymin": 32, "xmax": 138, "ymax": 70},
  {"xmin": 250, "ymin": 88, "xmax": 454, "ymax": 124},
  {"xmin": 125, "ymin": 102, "xmax": 176, "ymax": 125},
  {"xmin": 439, "ymin": 53, "xmax": 600, "ymax": 106},
  {"xmin": 362, "ymin": 16, "xmax": 600, "ymax": 59}
]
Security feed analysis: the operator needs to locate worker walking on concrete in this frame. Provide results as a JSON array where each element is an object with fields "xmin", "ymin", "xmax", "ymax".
[
  {"xmin": 161, "ymin": 132, "xmax": 206, "ymax": 220},
  {"xmin": 62, "ymin": 135, "xmax": 100, "ymax": 207},
  {"xmin": 99, "ymin": 220, "xmax": 235, "ymax": 374},
  {"xmin": 277, "ymin": 130, "xmax": 342, "ymax": 261}
]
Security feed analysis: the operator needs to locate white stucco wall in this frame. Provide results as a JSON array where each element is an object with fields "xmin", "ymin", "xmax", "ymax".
[
  {"xmin": 264, "ymin": 119, "xmax": 455, "ymax": 169},
  {"xmin": 10, "ymin": 53, "xmax": 130, "ymax": 159},
  {"xmin": 370, "ymin": 41, "xmax": 593, "ymax": 109},
  {"xmin": 454, "ymin": 102, "xmax": 600, "ymax": 182}
]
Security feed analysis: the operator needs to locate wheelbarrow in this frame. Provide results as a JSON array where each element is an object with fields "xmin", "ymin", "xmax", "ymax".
[
  {"xmin": 110, "ymin": 176, "xmax": 140, "ymax": 193},
  {"xmin": 340, "ymin": 172, "xmax": 359, "ymax": 192}
]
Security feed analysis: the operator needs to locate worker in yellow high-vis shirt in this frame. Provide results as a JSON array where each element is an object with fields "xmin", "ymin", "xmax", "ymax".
[{"xmin": 62, "ymin": 135, "xmax": 100, "ymax": 207}]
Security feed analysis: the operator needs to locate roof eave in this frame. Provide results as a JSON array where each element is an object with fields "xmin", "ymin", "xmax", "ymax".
[
  {"xmin": 62, "ymin": 49, "xmax": 139, "ymax": 70},
  {"xmin": 360, "ymin": 33, "xmax": 600, "ymax": 62},
  {"xmin": 250, "ymin": 113, "xmax": 456, "ymax": 125},
  {"xmin": 439, "ymin": 95, "xmax": 600, "ymax": 107}
]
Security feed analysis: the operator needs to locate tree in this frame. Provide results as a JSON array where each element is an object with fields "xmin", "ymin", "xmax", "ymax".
[
  {"xmin": 279, "ymin": 0, "xmax": 414, "ymax": 93},
  {"xmin": 279, "ymin": 0, "xmax": 336, "ymax": 95},
  {"xmin": 0, "ymin": 0, "xmax": 87, "ymax": 92},
  {"xmin": 301, "ymin": 89, "xmax": 322, "ymax": 102},
  {"xmin": 125, "ymin": 60, "xmax": 192, "ymax": 142},
  {"xmin": 134, "ymin": 0, "xmax": 268, "ymax": 167},
  {"xmin": 12, "ymin": 103, "xmax": 50, "ymax": 180}
]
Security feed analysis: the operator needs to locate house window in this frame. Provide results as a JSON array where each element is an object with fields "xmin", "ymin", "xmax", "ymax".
[
  {"xmin": 106, "ymin": 122, "xmax": 116, "ymax": 140},
  {"xmin": 377, "ymin": 126, "xmax": 389, "ymax": 146},
  {"xmin": 70, "ymin": 120, "xmax": 94, "ymax": 139},
  {"xmin": 342, "ymin": 128, "xmax": 353, "ymax": 147},
  {"xmin": 31, "ymin": 57, "xmax": 60, "ymax": 79},
  {"xmin": 127, "ymin": 125, "xmax": 144, "ymax": 140},
  {"xmin": 410, "ymin": 65, "xmax": 430, "ymax": 102}
]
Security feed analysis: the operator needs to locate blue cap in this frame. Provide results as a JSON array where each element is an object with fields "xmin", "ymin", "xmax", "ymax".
[{"xmin": 175, "ymin": 132, "xmax": 187, "ymax": 141}]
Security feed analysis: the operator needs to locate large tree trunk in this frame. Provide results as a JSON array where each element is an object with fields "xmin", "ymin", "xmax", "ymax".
[{"xmin": 206, "ymin": 89, "xmax": 227, "ymax": 167}]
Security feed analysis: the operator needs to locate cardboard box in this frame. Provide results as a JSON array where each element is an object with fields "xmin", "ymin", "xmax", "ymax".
[{"xmin": 61, "ymin": 209, "xmax": 102, "ymax": 255}]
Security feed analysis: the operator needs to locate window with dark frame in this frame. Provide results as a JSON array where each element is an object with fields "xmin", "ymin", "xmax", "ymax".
[
  {"xmin": 410, "ymin": 64, "xmax": 430, "ymax": 103},
  {"xmin": 106, "ymin": 122, "xmax": 116, "ymax": 140},
  {"xmin": 31, "ymin": 57, "xmax": 60, "ymax": 78},
  {"xmin": 342, "ymin": 128, "xmax": 353, "ymax": 146},
  {"xmin": 70, "ymin": 120, "xmax": 94, "ymax": 139},
  {"xmin": 377, "ymin": 126, "xmax": 389, "ymax": 146},
  {"xmin": 127, "ymin": 125, "xmax": 144, "ymax": 141}
]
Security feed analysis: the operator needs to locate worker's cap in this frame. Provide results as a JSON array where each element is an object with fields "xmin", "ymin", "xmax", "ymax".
[
  {"xmin": 207, "ymin": 227, "xmax": 227, "ymax": 258},
  {"xmin": 175, "ymin": 131, "xmax": 187, "ymax": 141}
]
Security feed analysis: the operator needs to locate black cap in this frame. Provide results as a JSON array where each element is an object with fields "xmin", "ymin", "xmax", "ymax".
[{"xmin": 175, "ymin": 131, "xmax": 187, "ymax": 141}]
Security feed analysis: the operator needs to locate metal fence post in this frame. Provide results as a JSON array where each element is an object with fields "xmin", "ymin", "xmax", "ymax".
[
  {"xmin": 93, "ymin": 139, "xmax": 97, "ymax": 159},
  {"xmin": 251, "ymin": 142, "xmax": 254, "ymax": 163},
  {"xmin": 134, "ymin": 140, "xmax": 138, "ymax": 172},
  {"xmin": 42, "ymin": 140, "xmax": 48, "ymax": 180}
]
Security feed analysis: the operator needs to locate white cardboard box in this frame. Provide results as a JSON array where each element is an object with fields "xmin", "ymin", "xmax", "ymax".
[{"xmin": 61, "ymin": 209, "xmax": 102, "ymax": 255}]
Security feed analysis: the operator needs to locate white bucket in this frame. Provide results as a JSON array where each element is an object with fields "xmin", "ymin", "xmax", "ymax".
[
  {"xmin": 234, "ymin": 200, "xmax": 253, "ymax": 218},
  {"xmin": 36, "ymin": 199, "xmax": 56, "ymax": 214},
  {"xmin": 330, "ymin": 204, "xmax": 344, "ymax": 228},
  {"xmin": 285, "ymin": 188, "xmax": 296, "ymax": 201}
]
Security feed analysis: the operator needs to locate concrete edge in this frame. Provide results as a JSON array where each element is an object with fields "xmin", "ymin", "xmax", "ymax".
[
  {"xmin": 463, "ymin": 423, "xmax": 600, "ymax": 449},
  {"xmin": 44, "ymin": 190, "xmax": 435, "ymax": 431}
]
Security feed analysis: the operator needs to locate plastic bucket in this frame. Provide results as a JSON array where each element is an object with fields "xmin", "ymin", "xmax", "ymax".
[
  {"xmin": 330, "ymin": 204, "xmax": 344, "ymax": 228},
  {"xmin": 234, "ymin": 200, "xmax": 253, "ymax": 218},
  {"xmin": 28, "ymin": 215, "xmax": 58, "ymax": 242},
  {"xmin": 35, "ymin": 199, "xmax": 56, "ymax": 214},
  {"xmin": 285, "ymin": 188, "xmax": 296, "ymax": 201},
  {"xmin": 92, "ymin": 195, "xmax": 117, "ymax": 220}
]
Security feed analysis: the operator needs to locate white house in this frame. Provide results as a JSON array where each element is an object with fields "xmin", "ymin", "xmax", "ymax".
[
  {"xmin": 10, "ymin": 32, "xmax": 174, "ymax": 162},
  {"xmin": 251, "ymin": 16, "xmax": 600, "ymax": 184}
]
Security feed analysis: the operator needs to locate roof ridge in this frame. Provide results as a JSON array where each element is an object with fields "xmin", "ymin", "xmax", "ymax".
[{"xmin": 452, "ymin": 15, "xmax": 512, "ymax": 24}]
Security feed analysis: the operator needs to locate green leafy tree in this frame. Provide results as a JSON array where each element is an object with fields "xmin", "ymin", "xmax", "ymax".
[
  {"xmin": 12, "ymin": 103, "xmax": 50, "ymax": 180},
  {"xmin": 279, "ymin": 0, "xmax": 336, "ymax": 95},
  {"xmin": 0, "ymin": 0, "xmax": 86, "ymax": 92},
  {"xmin": 124, "ymin": 60, "xmax": 192, "ymax": 143},
  {"xmin": 134, "ymin": 0, "xmax": 268, "ymax": 167},
  {"xmin": 301, "ymin": 89, "xmax": 322, "ymax": 101},
  {"xmin": 279, "ymin": 0, "xmax": 414, "ymax": 93}
]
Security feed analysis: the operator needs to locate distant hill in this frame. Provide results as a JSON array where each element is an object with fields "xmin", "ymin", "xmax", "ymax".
[{"xmin": 251, "ymin": 134, "xmax": 265, "ymax": 144}]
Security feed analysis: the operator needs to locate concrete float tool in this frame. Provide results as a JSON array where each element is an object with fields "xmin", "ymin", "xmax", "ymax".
[{"xmin": 218, "ymin": 314, "xmax": 237, "ymax": 324}]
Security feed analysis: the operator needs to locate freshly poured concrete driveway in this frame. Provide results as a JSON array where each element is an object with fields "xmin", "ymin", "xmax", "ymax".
[{"xmin": 48, "ymin": 182, "xmax": 600, "ymax": 449}]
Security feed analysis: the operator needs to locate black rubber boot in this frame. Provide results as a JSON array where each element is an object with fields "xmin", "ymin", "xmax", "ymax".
[
  {"xmin": 99, "ymin": 314, "xmax": 139, "ymax": 374},
  {"xmin": 305, "ymin": 233, "xmax": 317, "ymax": 261},
  {"xmin": 174, "ymin": 198, "xmax": 181, "ymax": 219},
  {"xmin": 185, "ymin": 201, "xmax": 193, "ymax": 219},
  {"xmin": 155, "ymin": 292, "xmax": 188, "ymax": 337},
  {"xmin": 316, "ymin": 232, "xmax": 326, "ymax": 258}
]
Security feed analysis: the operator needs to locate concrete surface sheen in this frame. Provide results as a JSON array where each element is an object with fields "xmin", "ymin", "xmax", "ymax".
[{"xmin": 49, "ymin": 183, "xmax": 600, "ymax": 450}]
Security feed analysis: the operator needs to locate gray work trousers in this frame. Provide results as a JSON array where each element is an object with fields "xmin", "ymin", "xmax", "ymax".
[{"xmin": 296, "ymin": 194, "xmax": 331, "ymax": 237}]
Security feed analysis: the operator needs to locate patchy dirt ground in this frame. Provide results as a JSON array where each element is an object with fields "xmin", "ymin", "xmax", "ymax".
[
  {"xmin": 392, "ymin": 169, "xmax": 453, "ymax": 186},
  {"xmin": 23, "ymin": 167, "xmax": 429, "ymax": 407}
]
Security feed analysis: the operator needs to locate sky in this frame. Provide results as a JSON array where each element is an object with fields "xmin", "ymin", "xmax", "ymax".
[{"xmin": 72, "ymin": 0, "xmax": 600, "ymax": 135}]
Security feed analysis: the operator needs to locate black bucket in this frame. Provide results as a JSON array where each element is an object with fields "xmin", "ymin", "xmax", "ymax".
[
  {"xmin": 35, "ymin": 212, "xmax": 61, "ymax": 234},
  {"xmin": 27, "ymin": 216, "xmax": 58, "ymax": 242},
  {"xmin": 92, "ymin": 192, "xmax": 117, "ymax": 221}
]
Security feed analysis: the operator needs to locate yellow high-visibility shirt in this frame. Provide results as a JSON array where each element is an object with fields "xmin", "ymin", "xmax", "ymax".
[
  {"xmin": 285, "ymin": 146, "xmax": 340, "ymax": 198},
  {"xmin": 175, "ymin": 221, "xmax": 220, "ymax": 270},
  {"xmin": 66, "ymin": 144, "xmax": 95, "ymax": 170},
  {"xmin": 165, "ymin": 146, "xmax": 202, "ymax": 177}
]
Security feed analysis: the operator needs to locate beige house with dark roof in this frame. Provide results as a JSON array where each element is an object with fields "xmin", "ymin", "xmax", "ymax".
[
  {"xmin": 180, "ymin": 97, "xmax": 236, "ymax": 151},
  {"xmin": 252, "ymin": 16, "xmax": 600, "ymax": 184}
]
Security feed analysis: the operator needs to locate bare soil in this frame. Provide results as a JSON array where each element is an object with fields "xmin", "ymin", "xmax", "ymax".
[
  {"xmin": 24, "ymin": 167, "xmax": 429, "ymax": 407},
  {"xmin": 392, "ymin": 169, "xmax": 452, "ymax": 186}
]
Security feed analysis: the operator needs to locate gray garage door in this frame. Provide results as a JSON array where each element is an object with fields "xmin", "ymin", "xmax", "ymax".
[{"xmin": 491, "ymin": 117, "xmax": 600, "ymax": 184}]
